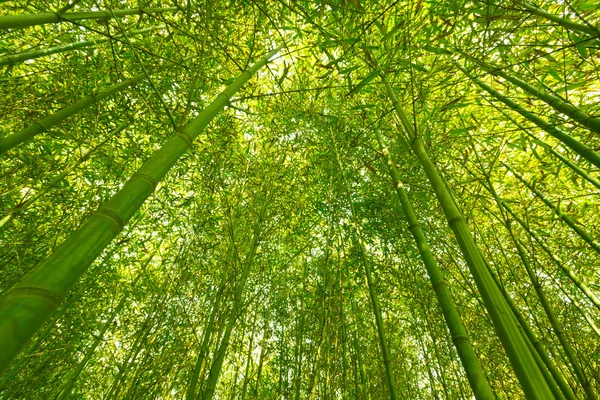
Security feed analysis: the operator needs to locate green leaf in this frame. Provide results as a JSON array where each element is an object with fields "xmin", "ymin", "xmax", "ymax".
[{"xmin": 347, "ymin": 70, "xmax": 379, "ymax": 96}]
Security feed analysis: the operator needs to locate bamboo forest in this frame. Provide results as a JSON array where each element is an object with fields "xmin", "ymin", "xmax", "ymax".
[{"xmin": 1, "ymin": 0, "xmax": 600, "ymax": 398}]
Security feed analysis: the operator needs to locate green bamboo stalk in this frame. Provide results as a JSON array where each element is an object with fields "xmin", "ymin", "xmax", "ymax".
[
  {"xmin": 0, "ymin": 7, "xmax": 178, "ymax": 30},
  {"xmin": 0, "ymin": 28, "xmax": 152, "ymax": 66},
  {"xmin": 470, "ymin": 166, "xmax": 592, "ymax": 399},
  {"xmin": 490, "ymin": 104, "xmax": 600, "ymax": 191},
  {"xmin": 455, "ymin": 62, "xmax": 600, "ymax": 170},
  {"xmin": 0, "ymin": 56, "xmax": 190, "ymax": 155},
  {"xmin": 511, "ymin": 233, "xmax": 597, "ymax": 400},
  {"xmin": 504, "ymin": 162, "xmax": 600, "ymax": 256},
  {"xmin": 381, "ymin": 73, "xmax": 555, "ymax": 399},
  {"xmin": 548, "ymin": 272, "xmax": 600, "ymax": 338},
  {"xmin": 470, "ymin": 168, "xmax": 600, "ymax": 312},
  {"xmin": 482, "ymin": 253, "xmax": 575, "ymax": 400},
  {"xmin": 56, "ymin": 291, "xmax": 129, "ymax": 399},
  {"xmin": 240, "ymin": 312, "xmax": 257, "ymax": 400},
  {"xmin": 0, "ymin": 45, "xmax": 282, "ymax": 374},
  {"xmin": 374, "ymin": 130, "xmax": 494, "ymax": 399},
  {"xmin": 1, "ymin": 121, "xmax": 130, "ymax": 229},
  {"xmin": 186, "ymin": 267, "xmax": 229, "ymax": 400},
  {"xmin": 518, "ymin": 1, "xmax": 600, "ymax": 37},
  {"xmin": 490, "ymin": 68, "xmax": 600, "ymax": 136}
]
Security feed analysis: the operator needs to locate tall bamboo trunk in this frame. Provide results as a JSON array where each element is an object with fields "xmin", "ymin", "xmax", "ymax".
[
  {"xmin": 381, "ymin": 74, "xmax": 555, "ymax": 398},
  {"xmin": 0, "ymin": 45, "xmax": 282, "ymax": 374},
  {"xmin": 375, "ymin": 129, "xmax": 494, "ymax": 399}
]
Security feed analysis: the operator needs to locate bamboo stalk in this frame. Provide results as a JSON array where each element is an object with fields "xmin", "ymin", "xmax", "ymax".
[
  {"xmin": 202, "ymin": 202, "xmax": 268, "ymax": 400},
  {"xmin": 517, "ymin": 1, "xmax": 600, "ymax": 38},
  {"xmin": 0, "ymin": 28, "xmax": 152, "ymax": 66},
  {"xmin": 381, "ymin": 73, "xmax": 555, "ymax": 399},
  {"xmin": 490, "ymin": 104, "xmax": 600, "ymax": 191},
  {"xmin": 375, "ymin": 129, "xmax": 494, "ymax": 400},
  {"xmin": 504, "ymin": 162, "xmax": 600, "ymax": 256},
  {"xmin": 470, "ymin": 168, "xmax": 600, "ymax": 312},
  {"xmin": 0, "ymin": 7, "xmax": 178, "ymax": 30},
  {"xmin": 0, "ymin": 45, "xmax": 282, "ymax": 374},
  {"xmin": 0, "ymin": 57, "xmax": 190, "ymax": 155},
  {"xmin": 333, "ymin": 134, "xmax": 400, "ymax": 400},
  {"xmin": 491, "ymin": 68, "xmax": 600, "ymax": 136},
  {"xmin": 456, "ymin": 62, "xmax": 600, "ymax": 170}
]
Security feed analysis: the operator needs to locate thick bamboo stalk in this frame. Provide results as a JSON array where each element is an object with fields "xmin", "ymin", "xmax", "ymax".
[
  {"xmin": 0, "ymin": 57, "xmax": 190, "ymax": 155},
  {"xmin": 381, "ymin": 74, "xmax": 555, "ymax": 399},
  {"xmin": 0, "ymin": 45, "xmax": 282, "ymax": 374},
  {"xmin": 0, "ymin": 7, "xmax": 178, "ymax": 30},
  {"xmin": 375, "ymin": 130, "xmax": 494, "ymax": 400},
  {"xmin": 456, "ymin": 62, "xmax": 600, "ymax": 170},
  {"xmin": 504, "ymin": 162, "xmax": 600, "ymax": 256},
  {"xmin": 0, "ymin": 28, "xmax": 152, "ymax": 66}
]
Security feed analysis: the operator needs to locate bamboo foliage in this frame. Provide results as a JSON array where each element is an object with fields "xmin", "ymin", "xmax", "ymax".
[{"xmin": 1, "ymin": 0, "xmax": 599, "ymax": 398}]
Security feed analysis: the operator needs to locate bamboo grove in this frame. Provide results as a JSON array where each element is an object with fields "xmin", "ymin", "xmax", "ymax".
[{"xmin": 0, "ymin": 0, "xmax": 599, "ymax": 398}]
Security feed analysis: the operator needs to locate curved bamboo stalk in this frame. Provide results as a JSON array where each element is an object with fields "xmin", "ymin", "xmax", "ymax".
[
  {"xmin": 0, "ymin": 28, "xmax": 152, "ymax": 66},
  {"xmin": 374, "ymin": 130, "xmax": 494, "ymax": 400},
  {"xmin": 381, "ymin": 73, "xmax": 555, "ymax": 399},
  {"xmin": 0, "ymin": 7, "xmax": 178, "ymax": 30},
  {"xmin": 0, "ymin": 45, "xmax": 282, "ymax": 374}
]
